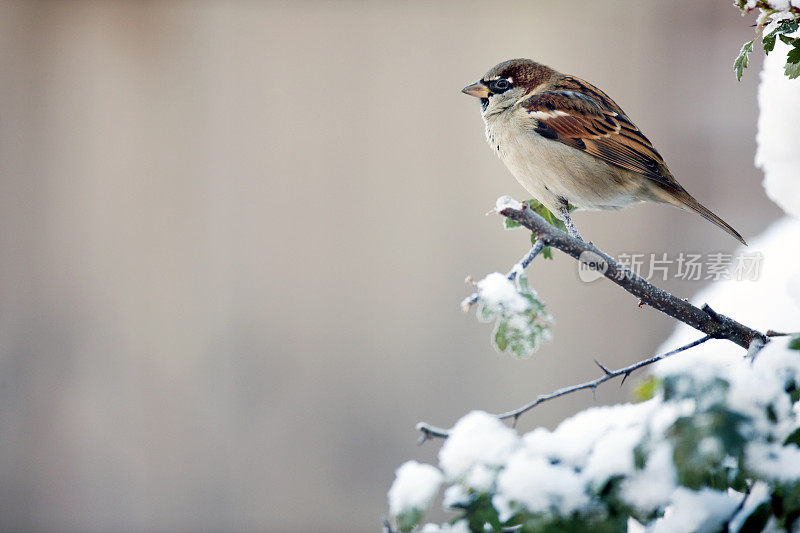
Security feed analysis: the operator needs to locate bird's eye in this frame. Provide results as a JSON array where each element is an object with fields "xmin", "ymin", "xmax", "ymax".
[{"xmin": 491, "ymin": 79, "xmax": 511, "ymax": 93}]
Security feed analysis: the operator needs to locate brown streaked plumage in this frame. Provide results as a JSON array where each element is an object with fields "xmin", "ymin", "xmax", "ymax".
[{"xmin": 462, "ymin": 58, "xmax": 746, "ymax": 245}]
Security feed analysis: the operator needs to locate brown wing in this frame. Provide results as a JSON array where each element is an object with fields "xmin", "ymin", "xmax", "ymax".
[{"xmin": 522, "ymin": 79, "xmax": 682, "ymax": 192}]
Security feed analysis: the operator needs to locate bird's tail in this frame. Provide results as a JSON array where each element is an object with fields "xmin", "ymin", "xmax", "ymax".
[{"xmin": 670, "ymin": 192, "xmax": 747, "ymax": 245}]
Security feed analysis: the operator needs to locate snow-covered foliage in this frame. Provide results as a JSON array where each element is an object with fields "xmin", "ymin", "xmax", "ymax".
[
  {"xmin": 388, "ymin": 461, "xmax": 444, "ymax": 531},
  {"xmin": 468, "ymin": 198, "xmax": 580, "ymax": 358},
  {"xmin": 389, "ymin": 339, "xmax": 800, "ymax": 532},
  {"xmin": 475, "ymin": 273, "xmax": 530, "ymax": 315},
  {"xmin": 734, "ymin": 1, "xmax": 800, "ymax": 80},
  {"xmin": 737, "ymin": 1, "xmax": 800, "ymax": 13},
  {"xmin": 473, "ymin": 272, "xmax": 551, "ymax": 358},
  {"xmin": 387, "ymin": 9, "xmax": 800, "ymax": 533}
]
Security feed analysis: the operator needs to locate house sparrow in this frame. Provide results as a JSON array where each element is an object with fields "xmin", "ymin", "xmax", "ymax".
[{"xmin": 462, "ymin": 58, "xmax": 746, "ymax": 244}]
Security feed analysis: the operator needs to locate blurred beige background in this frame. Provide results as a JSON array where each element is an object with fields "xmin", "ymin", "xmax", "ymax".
[{"xmin": 0, "ymin": 1, "xmax": 781, "ymax": 532}]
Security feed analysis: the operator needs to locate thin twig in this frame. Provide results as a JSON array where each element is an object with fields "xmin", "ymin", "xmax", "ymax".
[
  {"xmin": 514, "ymin": 239, "xmax": 546, "ymax": 274},
  {"xmin": 498, "ymin": 335, "xmax": 712, "ymax": 422},
  {"xmin": 461, "ymin": 239, "xmax": 545, "ymax": 310},
  {"xmin": 420, "ymin": 200, "xmax": 767, "ymax": 442},
  {"xmin": 416, "ymin": 422, "xmax": 450, "ymax": 443},
  {"xmin": 416, "ymin": 335, "xmax": 712, "ymax": 441},
  {"xmin": 766, "ymin": 329, "xmax": 799, "ymax": 337},
  {"xmin": 500, "ymin": 203, "xmax": 766, "ymax": 350}
]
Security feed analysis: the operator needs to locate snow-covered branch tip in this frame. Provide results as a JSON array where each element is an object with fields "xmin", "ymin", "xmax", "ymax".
[
  {"xmin": 499, "ymin": 201, "xmax": 767, "ymax": 351},
  {"xmin": 460, "ymin": 240, "xmax": 545, "ymax": 311},
  {"xmin": 416, "ymin": 334, "xmax": 713, "ymax": 442}
]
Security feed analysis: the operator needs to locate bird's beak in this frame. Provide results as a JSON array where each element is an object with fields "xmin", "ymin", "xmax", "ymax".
[{"xmin": 462, "ymin": 81, "xmax": 490, "ymax": 98}]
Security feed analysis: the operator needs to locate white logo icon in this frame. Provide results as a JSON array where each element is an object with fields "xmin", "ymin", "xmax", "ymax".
[{"xmin": 578, "ymin": 251, "xmax": 608, "ymax": 283}]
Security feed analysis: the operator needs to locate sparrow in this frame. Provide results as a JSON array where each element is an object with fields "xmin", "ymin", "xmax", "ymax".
[{"xmin": 462, "ymin": 58, "xmax": 746, "ymax": 245}]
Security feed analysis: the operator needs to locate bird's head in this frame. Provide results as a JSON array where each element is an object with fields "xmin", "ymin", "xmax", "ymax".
[{"xmin": 462, "ymin": 58, "xmax": 555, "ymax": 116}]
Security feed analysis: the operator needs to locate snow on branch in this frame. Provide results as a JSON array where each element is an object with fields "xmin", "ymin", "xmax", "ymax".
[
  {"xmin": 416, "ymin": 335, "xmax": 713, "ymax": 442},
  {"xmin": 391, "ymin": 338, "xmax": 800, "ymax": 532},
  {"xmin": 460, "ymin": 196, "xmax": 766, "ymax": 362},
  {"xmin": 385, "ymin": 5, "xmax": 800, "ymax": 531}
]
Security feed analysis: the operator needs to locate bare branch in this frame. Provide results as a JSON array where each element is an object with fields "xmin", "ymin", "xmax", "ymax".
[
  {"xmin": 496, "ymin": 335, "xmax": 712, "ymax": 422},
  {"xmin": 420, "ymin": 200, "xmax": 769, "ymax": 442},
  {"xmin": 416, "ymin": 422, "xmax": 450, "ymax": 443},
  {"xmin": 500, "ymin": 203, "xmax": 766, "ymax": 350},
  {"xmin": 416, "ymin": 335, "xmax": 712, "ymax": 441}
]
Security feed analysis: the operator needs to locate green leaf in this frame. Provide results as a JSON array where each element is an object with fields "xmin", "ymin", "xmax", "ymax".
[
  {"xmin": 764, "ymin": 32, "xmax": 777, "ymax": 54},
  {"xmin": 526, "ymin": 199, "xmax": 569, "ymax": 233},
  {"xmin": 667, "ymin": 388, "xmax": 748, "ymax": 491},
  {"xmin": 475, "ymin": 301, "xmax": 497, "ymax": 323},
  {"xmin": 504, "ymin": 218, "xmax": 522, "ymax": 230},
  {"xmin": 462, "ymin": 493, "xmax": 503, "ymax": 533},
  {"xmin": 741, "ymin": 19, "xmax": 800, "ymax": 81},
  {"xmin": 494, "ymin": 319, "xmax": 509, "ymax": 351},
  {"xmin": 480, "ymin": 272, "xmax": 552, "ymax": 358},
  {"xmin": 787, "ymin": 45, "xmax": 800, "ymax": 63},
  {"xmin": 735, "ymin": 40, "xmax": 755, "ymax": 81},
  {"xmin": 769, "ymin": 21, "xmax": 799, "ymax": 52},
  {"xmin": 789, "ymin": 334, "xmax": 800, "ymax": 351},
  {"xmin": 633, "ymin": 376, "xmax": 660, "ymax": 402},
  {"xmin": 788, "ymin": 382, "xmax": 800, "ymax": 404},
  {"xmin": 786, "ymin": 47, "xmax": 800, "ymax": 79},
  {"xmin": 780, "ymin": 21, "xmax": 800, "ymax": 34},
  {"xmin": 396, "ymin": 509, "xmax": 423, "ymax": 533},
  {"xmin": 785, "ymin": 427, "xmax": 800, "ymax": 447}
]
